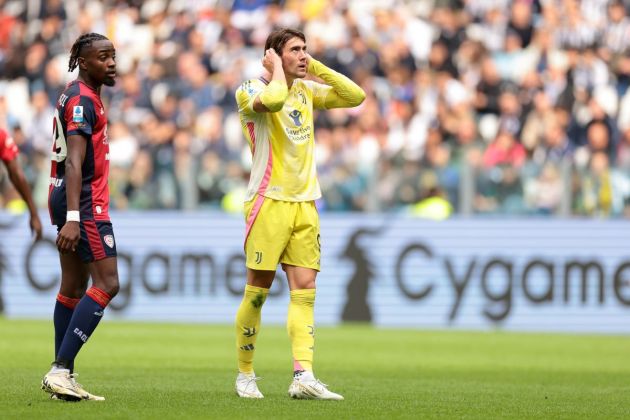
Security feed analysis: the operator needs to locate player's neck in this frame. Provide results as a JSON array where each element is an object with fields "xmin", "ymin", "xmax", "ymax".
[{"xmin": 77, "ymin": 75, "xmax": 101, "ymax": 93}]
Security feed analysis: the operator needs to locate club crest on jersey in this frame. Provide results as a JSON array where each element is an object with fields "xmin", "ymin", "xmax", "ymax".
[
  {"xmin": 103, "ymin": 235, "xmax": 114, "ymax": 248},
  {"xmin": 288, "ymin": 109, "xmax": 303, "ymax": 126},
  {"xmin": 73, "ymin": 106, "xmax": 84, "ymax": 123}
]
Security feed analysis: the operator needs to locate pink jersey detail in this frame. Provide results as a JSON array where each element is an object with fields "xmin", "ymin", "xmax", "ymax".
[
  {"xmin": 247, "ymin": 120, "xmax": 273, "ymax": 195},
  {"xmin": 257, "ymin": 140, "xmax": 273, "ymax": 194},
  {"xmin": 247, "ymin": 122, "xmax": 256, "ymax": 153},
  {"xmin": 243, "ymin": 194, "xmax": 266, "ymax": 251}
]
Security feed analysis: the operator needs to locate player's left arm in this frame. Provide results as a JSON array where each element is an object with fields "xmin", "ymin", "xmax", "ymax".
[
  {"xmin": 307, "ymin": 55, "xmax": 366, "ymax": 109},
  {"xmin": 4, "ymin": 158, "xmax": 42, "ymax": 240}
]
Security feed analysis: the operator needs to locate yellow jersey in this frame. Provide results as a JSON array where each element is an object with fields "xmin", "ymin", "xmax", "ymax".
[{"xmin": 236, "ymin": 77, "xmax": 331, "ymax": 202}]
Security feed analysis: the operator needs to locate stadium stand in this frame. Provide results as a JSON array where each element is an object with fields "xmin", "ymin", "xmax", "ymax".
[{"xmin": 0, "ymin": 0, "xmax": 629, "ymax": 217}]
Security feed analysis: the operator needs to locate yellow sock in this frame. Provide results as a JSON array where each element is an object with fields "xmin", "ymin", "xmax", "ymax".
[
  {"xmin": 236, "ymin": 284, "xmax": 269, "ymax": 374},
  {"xmin": 287, "ymin": 288, "xmax": 316, "ymax": 372}
]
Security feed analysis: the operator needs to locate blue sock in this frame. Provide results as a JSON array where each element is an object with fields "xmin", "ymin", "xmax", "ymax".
[
  {"xmin": 54, "ymin": 294, "xmax": 80, "ymax": 371},
  {"xmin": 56, "ymin": 288, "xmax": 110, "ymax": 369}
]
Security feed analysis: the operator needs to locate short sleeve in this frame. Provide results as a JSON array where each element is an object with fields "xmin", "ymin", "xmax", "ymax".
[
  {"xmin": 65, "ymin": 95, "xmax": 97, "ymax": 138},
  {"xmin": 303, "ymin": 80, "xmax": 332, "ymax": 110},
  {"xmin": 0, "ymin": 128, "xmax": 18, "ymax": 162},
  {"xmin": 236, "ymin": 79, "xmax": 265, "ymax": 115}
]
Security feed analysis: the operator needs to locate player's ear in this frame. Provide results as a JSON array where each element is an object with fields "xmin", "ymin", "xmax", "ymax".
[{"xmin": 78, "ymin": 56, "xmax": 87, "ymax": 71}]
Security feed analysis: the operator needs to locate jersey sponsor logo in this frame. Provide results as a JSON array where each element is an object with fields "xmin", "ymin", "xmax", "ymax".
[
  {"xmin": 284, "ymin": 124, "xmax": 312, "ymax": 144},
  {"xmin": 239, "ymin": 344, "xmax": 255, "ymax": 351},
  {"xmin": 73, "ymin": 106, "xmax": 84, "ymax": 123},
  {"xmin": 288, "ymin": 109, "xmax": 303, "ymax": 126},
  {"xmin": 100, "ymin": 107, "xmax": 105, "ymax": 115},
  {"xmin": 96, "ymin": 205, "xmax": 102, "ymax": 214},
  {"xmin": 104, "ymin": 234, "xmax": 114, "ymax": 248}
]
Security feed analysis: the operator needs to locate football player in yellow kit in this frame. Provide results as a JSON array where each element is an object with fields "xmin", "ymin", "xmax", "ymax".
[{"xmin": 234, "ymin": 28, "xmax": 365, "ymax": 400}]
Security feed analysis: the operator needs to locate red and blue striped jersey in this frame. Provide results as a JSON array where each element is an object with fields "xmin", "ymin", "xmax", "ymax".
[
  {"xmin": 48, "ymin": 80, "xmax": 110, "ymax": 224},
  {"xmin": 0, "ymin": 128, "xmax": 18, "ymax": 162}
]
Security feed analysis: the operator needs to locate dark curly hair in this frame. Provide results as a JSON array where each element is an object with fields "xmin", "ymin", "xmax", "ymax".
[{"xmin": 68, "ymin": 33, "xmax": 109, "ymax": 72}]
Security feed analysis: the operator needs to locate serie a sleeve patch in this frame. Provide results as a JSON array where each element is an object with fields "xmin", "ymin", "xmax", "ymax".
[{"xmin": 73, "ymin": 105, "xmax": 84, "ymax": 123}]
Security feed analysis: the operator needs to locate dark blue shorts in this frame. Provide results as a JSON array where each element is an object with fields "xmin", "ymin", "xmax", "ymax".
[{"xmin": 56, "ymin": 221, "xmax": 117, "ymax": 263}]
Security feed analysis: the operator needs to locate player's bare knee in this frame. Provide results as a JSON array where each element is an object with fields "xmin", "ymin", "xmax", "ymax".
[
  {"xmin": 297, "ymin": 279, "xmax": 316, "ymax": 289},
  {"xmin": 72, "ymin": 286, "xmax": 87, "ymax": 298},
  {"xmin": 58, "ymin": 283, "xmax": 86, "ymax": 299},
  {"xmin": 247, "ymin": 269, "xmax": 275, "ymax": 289},
  {"xmin": 104, "ymin": 277, "xmax": 120, "ymax": 298},
  {"xmin": 95, "ymin": 274, "xmax": 119, "ymax": 298},
  {"xmin": 59, "ymin": 288, "xmax": 83, "ymax": 299}
]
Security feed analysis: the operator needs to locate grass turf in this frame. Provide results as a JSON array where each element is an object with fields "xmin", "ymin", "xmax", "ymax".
[{"xmin": 0, "ymin": 319, "xmax": 628, "ymax": 419}]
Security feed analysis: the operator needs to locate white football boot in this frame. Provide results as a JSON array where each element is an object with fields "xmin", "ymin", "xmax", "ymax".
[
  {"xmin": 288, "ymin": 371, "xmax": 344, "ymax": 400},
  {"xmin": 41, "ymin": 368, "xmax": 82, "ymax": 401},
  {"xmin": 235, "ymin": 372, "xmax": 264, "ymax": 399},
  {"xmin": 69, "ymin": 373, "xmax": 105, "ymax": 401}
]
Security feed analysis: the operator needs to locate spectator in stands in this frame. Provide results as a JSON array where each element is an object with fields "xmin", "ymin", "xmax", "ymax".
[{"xmin": 0, "ymin": 0, "xmax": 628, "ymax": 218}]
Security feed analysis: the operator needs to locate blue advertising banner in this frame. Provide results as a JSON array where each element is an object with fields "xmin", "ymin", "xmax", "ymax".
[{"xmin": 1, "ymin": 211, "xmax": 629, "ymax": 333}]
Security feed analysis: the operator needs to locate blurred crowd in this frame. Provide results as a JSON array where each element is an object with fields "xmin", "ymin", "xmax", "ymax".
[{"xmin": 1, "ymin": 0, "xmax": 630, "ymax": 218}]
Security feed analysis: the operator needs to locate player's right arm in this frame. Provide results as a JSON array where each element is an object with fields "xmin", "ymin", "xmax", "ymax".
[
  {"xmin": 252, "ymin": 49, "xmax": 288, "ymax": 113},
  {"xmin": 56, "ymin": 133, "xmax": 86, "ymax": 253},
  {"xmin": 56, "ymin": 95, "xmax": 95, "ymax": 254}
]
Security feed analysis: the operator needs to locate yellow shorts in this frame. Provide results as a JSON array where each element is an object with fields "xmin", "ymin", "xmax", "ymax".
[{"xmin": 244, "ymin": 195, "xmax": 320, "ymax": 271}]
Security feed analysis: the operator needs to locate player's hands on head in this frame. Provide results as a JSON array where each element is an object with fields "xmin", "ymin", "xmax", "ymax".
[
  {"xmin": 262, "ymin": 48, "xmax": 282, "ymax": 73},
  {"xmin": 57, "ymin": 221, "xmax": 80, "ymax": 254},
  {"xmin": 30, "ymin": 215, "xmax": 43, "ymax": 241}
]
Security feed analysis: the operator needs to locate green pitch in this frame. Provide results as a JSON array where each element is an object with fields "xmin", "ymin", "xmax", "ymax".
[{"xmin": 0, "ymin": 319, "xmax": 628, "ymax": 419}]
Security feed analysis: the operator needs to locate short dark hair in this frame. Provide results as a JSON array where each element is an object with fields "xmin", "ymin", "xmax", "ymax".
[
  {"xmin": 264, "ymin": 28, "xmax": 306, "ymax": 55},
  {"xmin": 68, "ymin": 33, "xmax": 109, "ymax": 72}
]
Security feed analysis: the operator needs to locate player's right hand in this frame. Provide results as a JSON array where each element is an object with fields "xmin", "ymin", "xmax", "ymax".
[
  {"xmin": 57, "ymin": 222, "xmax": 80, "ymax": 254},
  {"xmin": 262, "ymin": 48, "xmax": 282, "ymax": 73},
  {"xmin": 30, "ymin": 214, "xmax": 43, "ymax": 241}
]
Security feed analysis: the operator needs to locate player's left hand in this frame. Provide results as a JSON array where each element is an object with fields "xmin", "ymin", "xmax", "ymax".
[{"xmin": 29, "ymin": 214, "xmax": 43, "ymax": 241}]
